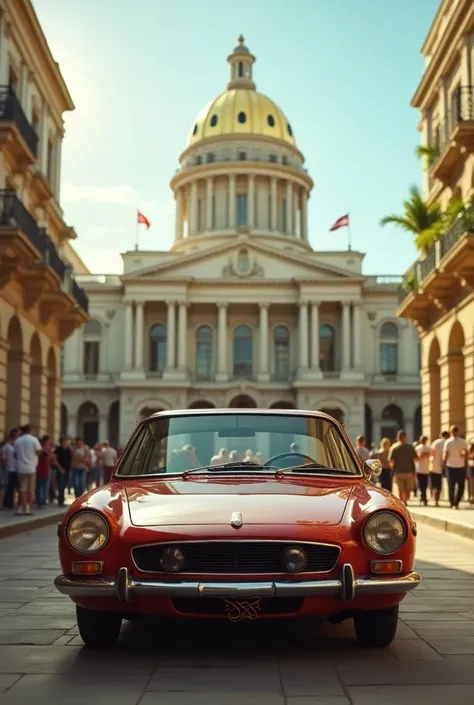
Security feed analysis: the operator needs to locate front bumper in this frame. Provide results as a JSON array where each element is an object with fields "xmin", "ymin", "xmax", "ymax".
[{"xmin": 54, "ymin": 565, "xmax": 421, "ymax": 604}]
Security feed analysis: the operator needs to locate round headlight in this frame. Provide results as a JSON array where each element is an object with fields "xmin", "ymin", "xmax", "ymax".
[
  {"xmin": 160, "ymin": 546, "xmax": 186, "ymax": 573},
  {"xmin": 363, "ymin": 511, "xmax": 407, "ymax": 554},
  {"xmin": 67, "ymin": 511, "xmax": 109, "ymax": 554},
  {"xmin": 281, "ymin": 546, "xmax": 307, "ymax": 573}
]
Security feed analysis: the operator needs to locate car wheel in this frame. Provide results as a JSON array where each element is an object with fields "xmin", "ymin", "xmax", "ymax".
[
  {"xmin": 76, "ymin": 605, "xmax": 122, "ymax": 648},
  {"xmin": 353, "ymin": 605, "xmax": 399, "ymax": 648}
]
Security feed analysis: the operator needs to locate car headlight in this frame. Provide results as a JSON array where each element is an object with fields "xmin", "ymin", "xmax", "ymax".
[
  {"xmin": 160, "ymin": 546, "xmax": 186, "ymax": 573},
  {"xmin": 363, "ymin": 511, "xmax": 407, "ymax": 554},
  {"xmin": 67, "ymin": 511, "xmax": 109, "ymax": 554},
  {"xmin": 280, "ymin": 545, "xmax": 307, "ymax": 573}
]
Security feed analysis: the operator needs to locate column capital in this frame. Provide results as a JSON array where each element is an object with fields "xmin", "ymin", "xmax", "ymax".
[
  {"xmin": 259, "ymin": 302, "xmax": 269, "ymax": 310},
  {"xmin": 311, "ymin": 300, "xmax": 321, "ymax": 307},
  {"xmin": 228, "ymin": 174, "xmax": 236, "ymax": 182},
  {"xmin": 298, "ymin": 299, "xmax": 309, "ymax": 308},
  {"xmin": 217, "ymin": 301, "xmax": 228, "ymax": 310},
  {"xmin": 165, "ymin": 299, "xmax": 177, "ymax": 307},
  {"xmin": 206, "ymin": 176, "xmax": 213, "ymax": 184}
]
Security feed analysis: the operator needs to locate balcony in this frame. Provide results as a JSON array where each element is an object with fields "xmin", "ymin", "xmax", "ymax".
[
  {"xmin": 0, "ymin": 85, "xmax": 38, "ymax": 163},
  {"xmin": 397, "ymin": 211, "xmax": 474, "ymax": 325},
  {"xmin": 0, "ymin": 189, "xmax": 89, "ymax": 334},
  {"xmin": 430, "ymin": 86, "xmax": 474, "ymax": 182}
]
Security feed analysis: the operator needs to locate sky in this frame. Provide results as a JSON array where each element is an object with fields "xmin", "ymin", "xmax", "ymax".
[{"xmin": 32, "ymin": 0, "xmax": 440, "ymax": 275}]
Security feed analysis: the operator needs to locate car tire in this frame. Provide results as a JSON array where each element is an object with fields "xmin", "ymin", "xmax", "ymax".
[
  {"xmin": 353, "ymin": 605, "xmax": 399, "ymax": 647},
  {"xmin": 76, "ymin": 605, "xmax": 122, "ymax": 648}
]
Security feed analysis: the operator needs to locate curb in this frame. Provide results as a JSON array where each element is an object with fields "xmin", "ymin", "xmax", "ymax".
[
  {"xmin": 410, "ymin": 510, "xmax": 474, "ymax": 541},
  {"xmin": 0, "ymin": 510, "xmax": 65, "ymax": 539}
]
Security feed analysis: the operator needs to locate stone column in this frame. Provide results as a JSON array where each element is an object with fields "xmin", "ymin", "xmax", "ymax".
[
  {"xmin": 216, "ymin": 302, "xmax": 228, "ymax": 382},
  {"xmin": 175, "ymin": 188, "xmax": 183, "ymax": 240},
  {"xmin": 310, "ymin": 301, "xmax": 322, "ymax": 375},
  {"xmin": 177, "ymin": 302, "xmax": 188, "ymax": 371},
  {"xmin": 206, "ymin": 177, "xmax": 213, "ymax": 231},
  {"xmin": 0, "ymin": 338, "xmax": 8, "ymax": 436},
  {"xmin": 39, "ymin": 101, "xmax": 49, "ymax": 175},
  {"xmin": 460, "ymin": 34, "xmax": 473, "ymax": 86},
  {"xmin": 258, "ymin": 303, "xmax": 270, "ymax": 381},
  {"xmin": 270, "ymin": 177, "xmax": 278, "ymax": 230},
  {"xmin": 352, "ymin": 301, "xmax": 362, "ymax": 369},
  {"xmin": 0, "ymin": 16, "xmax": 10, "ymax": 85},
  {"xmin": 166, "ymin": 300, "xmax": 176, "ymax": 370},
  {"xmin": 248, "ymin": 174, "xmax": 255, "ymax": 228},
  {"xmin": 228, "ymin": 175, "xmax": 236, "ymax": 228},
  {"xmin": 124, "ymin": 302, "xmax": 133, "ymax": 370},
  {"xmin": 53, "ymin": 133, "xmax": 62, "ymax": 200},
  {"xmin": 134, "ymin": 301, "xmax": 144, "ymax": 370},
  {"xmin": 301, "ymin": 190, "xmax": 308, "ymax": 240},
  {"xmin": 438, "ymin": 354, "xmax": 450, "ymax": 431},
  {"xmin": 463, "ymin": 341, "xmax": 474, "ymax": 438},
  {"xmin": 285, "ymin": 181, "xmax": 293, "ymax": 235},
  {"xmin": 189, "ymin": 181, "xmax": 198, "ymax": 235},
  {"xmin": 99, "ymin": 414, "xmax": 108, "ymax": 442},
  {"xmin": 30, "ymin": 364, "xmax": 48, "ymax": 436},
  {"xmin": 298, "ymin": 301, "xmax": 309, "ymax": 373},
  {"xmin": 341, "ymin": 302, "xmax": 351, "ymax": 370}
]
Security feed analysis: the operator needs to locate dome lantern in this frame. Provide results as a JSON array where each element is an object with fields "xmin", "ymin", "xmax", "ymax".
[{"xmin": 227, "ymin": 35, "xmax": 256, "ymax": 91}]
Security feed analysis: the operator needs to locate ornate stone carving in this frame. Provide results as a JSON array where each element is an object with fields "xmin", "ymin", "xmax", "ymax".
[{"xmin": 222, "ymin": 256, "xmax": 264, "ymax": 278}]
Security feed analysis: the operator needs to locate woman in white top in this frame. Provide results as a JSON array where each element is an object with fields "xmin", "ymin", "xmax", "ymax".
[{"xmin": 415, "ymin": 436, "xmax": 431, "ymax": 506}]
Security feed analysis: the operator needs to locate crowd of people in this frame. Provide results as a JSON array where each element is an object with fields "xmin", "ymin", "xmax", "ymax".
[
  {"xmin": 355, "ymin": 425, "xmax": 474, "ymax": 508},
  {"xmin": 0, "ymin": 424, "xmax": 120, "ymax": 516}
]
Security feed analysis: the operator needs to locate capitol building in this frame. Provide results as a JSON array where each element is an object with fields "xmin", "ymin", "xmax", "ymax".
[{"xmin": 61, "ymin": 38, "xmax": 421, "ymax": 448}]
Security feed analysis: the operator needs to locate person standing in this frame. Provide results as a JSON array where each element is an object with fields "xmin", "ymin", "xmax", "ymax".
[
  {"xmin": 388, "ymin": 430, "xmax": 417, "ymax": 505},
  {"xmin": 54, "ymin": 437, "xmax": 72, "ymax": 506},
  {"xmin": 443, "ymin": 425, "xmax": 468, "ymax": 509},
  {"xmin": 355, "ymin": 436, "xmax": 370, "ymax": 464},
  {"xmin": 36, "ymin": 436, "xmax": 55, "ymax": 508},
  {"xmin": 14, "ymin": 424, "xmax": 41, "ymax": 515},
  {"xmin": 2, "ymin": 428, "xmax": 19, "ymax": 509},
  {"xmin": 71, "ymin": 438, "xmax": 90, "ymax": 499},
  {"xmin": 101, "ymin": 441, "xmax": 118, "ymax": 484},
  {"xmin": 430, "ymin": 431, "xmax": 449, "ymax": 506},
  {"xmin": 374, "ymin": 438, "xmax": 393, "ymax": 492},
  {"xmin": 415, "ymin": 436, "xmax": 431, "ymax": 506}
]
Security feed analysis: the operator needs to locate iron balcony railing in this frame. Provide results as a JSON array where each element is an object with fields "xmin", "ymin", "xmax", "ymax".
[
  {"xmin": 0, "ymin": 85, "xmax": 39, "ymax": 157},
  {"xmin": 71, "ymin": 279, "xmax": 89, "ymax": 314},
  {"xmin": 0, "ymin": 189, "xmax": 45, "ymax": 252},
  {"xmin": 40, "ymin": 227, "xmax": 66, "ymax": 281},
  {"xmin": 433, "ymin": 85, "xmax": 474, "ymax": 156}
]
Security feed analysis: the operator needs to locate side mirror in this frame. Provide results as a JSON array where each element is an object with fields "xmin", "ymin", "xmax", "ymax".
[{"xmin": 364, "ymin": 458, "xmax": 382, "ymax": 479}]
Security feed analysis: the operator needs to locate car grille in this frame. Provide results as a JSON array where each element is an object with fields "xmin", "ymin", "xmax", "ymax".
[
  {"xmin": 132, "ymin": 541, "xmax": 340, "ymax": 574},
  {"xmin": 172, "ymin": 597, "xmax": 303, "ymax": 616}
]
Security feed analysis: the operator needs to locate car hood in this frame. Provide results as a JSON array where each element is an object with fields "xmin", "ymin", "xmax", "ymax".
[{"xmin": 124, "ymin": 478, "xmax": 354, "ymax": 527}]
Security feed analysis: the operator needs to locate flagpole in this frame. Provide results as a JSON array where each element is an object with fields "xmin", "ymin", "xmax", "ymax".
[
  {"xmin": 347, "ymin": 213, "xmax": 352, "ymax": 251},
  {"xmin": 135, "ymin": 208, "xmax": 139, "ymax": 251}
]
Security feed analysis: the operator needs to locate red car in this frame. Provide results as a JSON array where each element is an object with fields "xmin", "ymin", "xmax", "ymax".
[{"xmin": 55, "ymin": 409, "xmax": 421, "ymax": 648}]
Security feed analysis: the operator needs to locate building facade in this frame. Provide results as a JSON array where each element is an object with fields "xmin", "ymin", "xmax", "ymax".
[
  {"xmin": 0, "ymin": 0, "xmax": 89, "ymax": 439},
  {"xmin": 62, "ymin": 38, "xmax": 421, "ymax": 447},
  {"xmin": 398, "ymin": 0, "xmax": 474, "ymax": 441}
]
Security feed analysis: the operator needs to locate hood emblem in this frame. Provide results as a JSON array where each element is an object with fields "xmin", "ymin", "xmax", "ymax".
[{"xmin": 230, "ymin": 511, "xmax": 243, "ymax": 528}]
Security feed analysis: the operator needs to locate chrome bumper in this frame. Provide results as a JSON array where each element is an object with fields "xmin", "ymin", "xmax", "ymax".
[{"xmin": 54, "ymin": 565, "xmax": 422, "ymax": 604}]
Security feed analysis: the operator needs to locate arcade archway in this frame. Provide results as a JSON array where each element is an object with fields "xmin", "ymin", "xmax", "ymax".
[{"xmin": 229, "ymin": 395, "xmax": 256, "ymax": 408}]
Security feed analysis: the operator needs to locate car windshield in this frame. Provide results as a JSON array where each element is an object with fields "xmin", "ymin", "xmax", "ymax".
[{"xmin": 115, "ymin": 413, "xmax": 360, "ymax": 477}]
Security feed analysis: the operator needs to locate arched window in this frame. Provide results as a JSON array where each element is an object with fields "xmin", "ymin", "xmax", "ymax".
[
  {"xmin": 274, "ymin": 326, "xmax": 290, "ymax": 380},
  {"xmin": 150, "ymin": 324, "xmax": 167, "ymax": 374},
  {"xmin": 319, "ymin": 324, "xmax": 335, "ymax": 372},
  {"xmin": 195, "ymin": 325, "xmax": 213, "ymax": 380},
  {"xmin": 83, "ymin": 320, "xmax": 102, "ymax": 377},
  {"xmin": 381, "ymin": 404, "xmax": 404, "ymax": 442},
  {"xmin": 233, "ymin": 325, "xmax": 253, "ymax": 378},
  {"xmin": 379, "ymin": 321, "xmax": 399, "ymax": 375}
]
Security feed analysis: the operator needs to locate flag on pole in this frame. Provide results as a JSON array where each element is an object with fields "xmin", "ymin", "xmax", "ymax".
[
  {"xmin": 137, "ymin": 210, "xmax": 151, "ymax": 229},
  {"xmin": 329, "ymin": 214, "xmax": 349, "ymax": 231}
]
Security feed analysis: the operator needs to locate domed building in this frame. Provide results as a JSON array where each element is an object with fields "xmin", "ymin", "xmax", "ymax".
[{"xmin": 61, "ymin": 38, "xmax": 421, "ymax": 447}]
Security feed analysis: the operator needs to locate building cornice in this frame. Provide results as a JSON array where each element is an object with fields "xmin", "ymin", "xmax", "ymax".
[{"xmin": 179, "ymin": 132, "xmax": 306, "ymax": 164}]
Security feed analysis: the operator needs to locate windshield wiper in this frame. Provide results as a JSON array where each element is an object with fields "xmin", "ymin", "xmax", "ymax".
[
  {"xmin": 281, "ymin": 463, "xmax": 351, "ymax": 474},
  {"xmin": 183, "ymin": 461, "xmax": 278, "ymax": 477}
]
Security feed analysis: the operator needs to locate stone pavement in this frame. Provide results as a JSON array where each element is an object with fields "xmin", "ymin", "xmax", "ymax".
[
  {"xmin": 0, "ymin": 498, "xmax": 72, "ymax": 539},
  {"xmin": 0, "ymin": 524, "xmax": 473, "ymax": 703}
]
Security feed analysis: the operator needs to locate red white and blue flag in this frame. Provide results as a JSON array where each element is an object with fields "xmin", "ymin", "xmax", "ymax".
[{"xmin": 329, "ymin": 214, "xmax": 349, "ymax": 231}]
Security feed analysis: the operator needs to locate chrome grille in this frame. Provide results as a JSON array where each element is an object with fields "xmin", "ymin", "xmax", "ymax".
[{"xmin": 132, "ymin": 541, "xmax": 340, "ymax": 574}]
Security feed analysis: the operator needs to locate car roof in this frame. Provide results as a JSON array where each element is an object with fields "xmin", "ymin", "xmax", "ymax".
[{"xmin": 147, "ymin": 408, "xmax": 339, "ymax": 424}]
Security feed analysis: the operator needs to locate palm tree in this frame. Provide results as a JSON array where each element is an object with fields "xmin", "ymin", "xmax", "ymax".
[{"xmin": 380, "ymin": 185, "xmax": 442, "ymax": 254}]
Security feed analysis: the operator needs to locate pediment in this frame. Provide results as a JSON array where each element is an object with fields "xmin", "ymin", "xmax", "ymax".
[{"xmin": 122, "ymin": 238, "xmax": 362, "ymax": 282}]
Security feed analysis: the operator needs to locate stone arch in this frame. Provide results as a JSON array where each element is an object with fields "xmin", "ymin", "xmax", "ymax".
[
  {"xmin": 229, "ymin": 394, "xmax": 257, "ymax": 408},
  {"xmin": 46, "ymin": 347, "xmax": 58, "ymax": 438},
  {"xmin": 140, "ymin": 406, "xmax": 165, "ymax": 420},
  {"xmin": 381, "ymin": 403, "xmax": 404, "ymax": 442},
  {"xmin": 77, "ymin": 401, "xmax": 99, "ymax": 446},
  {"xmin": 428, "ymin": 337, "xmax": 441, "ymax": 441},
  {"xmin": 319, "ymin": 407, "xmax": 344, "ymax": 423},
  {"xmin": 6, "ymin": 316, "xmax": 24, "ymax": 431},
  {"xmin": 108, "ymin": 400, "xmax": 120, "ymax": 449},
  {"xmin": 269, "ymin": 400, "xmax": 295, "ymax": 409},
  {"xmin": 315, "ymin": 398, "xmax": 348, "ymax": 425},
  {"xmin": 29, "ymin": 333, "xmax": 43, "ymax": 433},
  {"xmin": 188, "ymin": 400, "xmax": 215, "ymax": 409},
  {"xmin": 134, "ymin": 397, "xmax": 172, "ymax": 418},
  {"xmin": 447, "ymin": 320, "xmax": 466, "ymax": 432}
]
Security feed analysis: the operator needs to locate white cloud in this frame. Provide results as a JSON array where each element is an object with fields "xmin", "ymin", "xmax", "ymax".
[
  {"xmin": 87, "ymin": 225, "xmax": 127, "ymax": 236},
  {"xmin": 62, "ymin": 183, "xmax": 139, "ymax": 205}
]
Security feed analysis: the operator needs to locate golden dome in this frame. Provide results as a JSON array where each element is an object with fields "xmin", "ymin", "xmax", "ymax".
[
  {"xmin": 187, "ymin": 89, "xmax": 296, "ymax": 148},
  {"xmin": 186, "ymin": 37, "xmax": 296, "ymax": 149}
]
